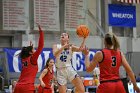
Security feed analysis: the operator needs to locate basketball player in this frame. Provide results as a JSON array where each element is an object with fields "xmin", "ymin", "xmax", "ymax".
[
  {"xmin": 38, "ymin": 58, "xmax": 55, "ymax": 93},
  {"xmin": 14, "ymin": 25, "xmax": 44, "ymax": 93},
  {"xmin": 83, "ymin": 32, "xmax": 140, "ymax": 93},
  {"xmin": 53, "ymin": 33, "xmax": 85, "ymax": 93}
]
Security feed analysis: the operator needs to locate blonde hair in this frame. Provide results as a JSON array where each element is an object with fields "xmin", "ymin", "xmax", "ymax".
[{"xmin": 105, "ymin": 32, "xmax": 120, "ymax": 50}]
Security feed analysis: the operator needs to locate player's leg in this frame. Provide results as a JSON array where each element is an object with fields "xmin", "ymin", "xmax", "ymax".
[
  {"xmin": 71, "ymin": 76, "xmax": 85, "ymax": 93},
  {"xmin": 58, "ymin": 85, "xmax": 67, "ymax": 93},
  {"xmin": 67, "ymin": 66, "xmax": 85, "ymax": 93},
  {"xmin": 57, "ymin": 69, "xmax": 67, "ymax": 93}
]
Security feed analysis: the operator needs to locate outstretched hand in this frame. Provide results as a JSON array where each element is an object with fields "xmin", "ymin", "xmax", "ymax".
[
  {"xmin": 38, "ymin": 25, "xmax": 42, "ymax": 32},
  {"xmin": 30, "ymin": 41, "xmax": 33, "ymax": 47},
  {"xmin": 134, "ymin": 86, "xmax": 140, "ymax": 93},
  {"xmin": 79, "ymin": 37, "xmax": 86, "ymax": 50},
  {"xmin": 36, "ymin": 23, "xmax": 42, "ymax": 32},
  {"xmin": 82, "ymin": 46, "xmax": 89, "ymax": 56}
]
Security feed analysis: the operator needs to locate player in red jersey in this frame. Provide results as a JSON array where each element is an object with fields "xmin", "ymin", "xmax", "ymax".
[
  {"xmin": 38, "ymin": 58, "xmax": 55, "ymax": 93},
  {"xmin": 83, "ymin": 32, "xmax": 140, "ymax": 93},
  {"xmin": 14, "ymin": 24, "xmax": 44, "ymax": 93}
]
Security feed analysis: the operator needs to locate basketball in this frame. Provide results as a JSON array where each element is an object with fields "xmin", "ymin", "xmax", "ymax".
[{"xmin": 76, "ymin": 25, "xmax": 90, "ymax": 38}]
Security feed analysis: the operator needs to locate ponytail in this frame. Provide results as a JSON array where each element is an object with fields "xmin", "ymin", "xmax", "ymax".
[
  {"xmin": 105, "ymin": 32, "xmax": 120, "ymax": 50},
  {"xmin": 112, "ymin": 34, "xmax": 120, "ymax": 50}
]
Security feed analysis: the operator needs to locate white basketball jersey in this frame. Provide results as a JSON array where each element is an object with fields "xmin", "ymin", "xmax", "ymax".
[{"xmin": 55, "ymin": 44, "xmax": 72, "ymax": 68}]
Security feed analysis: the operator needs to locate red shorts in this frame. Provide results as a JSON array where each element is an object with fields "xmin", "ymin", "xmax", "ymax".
[
  {"xmin": 97, "ymin": 80, "xmax": 126, "ymax": 93},
  {"xmin": 14, "ymin": 84, "xmax": 35, "ymax": 93},
  {"xmin": 38, "ymin": 85, "xmax": 52, "ymax": 93}
]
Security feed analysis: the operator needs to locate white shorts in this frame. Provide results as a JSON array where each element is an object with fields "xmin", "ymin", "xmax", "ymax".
[{"xmin": 56, "ymin": 66, "xmax": 78, "ymax": 85}]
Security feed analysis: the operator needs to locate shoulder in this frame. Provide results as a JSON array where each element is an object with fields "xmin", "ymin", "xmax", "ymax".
[
  {"xmin": 120, "ymin": 51, "xmax": 125, "ymax": 58},
  {"xmin": 42, "ymin": 68, "xmax": 48, "ymax": 73},
  {"xmin": 120, "ymin": 51, "xmax": 123, "ymax": 55},
  {"xmin": 95, "ymin": 51, "xmax": 103, "ymax": 57},
  {"xmin": 120, "ymin": 51, "xmax": 126, "ymax": 61},
  {"xmin": 94, "ymin": 51, "xmax": 103, "ymax": 62}
]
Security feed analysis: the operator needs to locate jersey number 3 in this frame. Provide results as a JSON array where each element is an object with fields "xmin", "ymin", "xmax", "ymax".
[{"xmin": 111, "ymin": 56, "xmax": 116, "ymax": 67}]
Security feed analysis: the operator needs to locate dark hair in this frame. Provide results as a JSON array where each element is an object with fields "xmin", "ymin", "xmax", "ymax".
[
  {"xmin": 105, "ymin": 32, "xmax": 120, "ymax": 50},
  {"xmin": 20, "ymin": 46, "xmax": 33, "ymax": 59},
  {"xmin": 45, "ymin": 58, "xmax": 53, "ymax": 68}
]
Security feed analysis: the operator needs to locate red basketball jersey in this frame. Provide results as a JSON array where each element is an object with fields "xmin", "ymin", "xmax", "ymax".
[
  {"xmin": 18, "ymin": 57, "xmax": 38, "ymax": 84},
  {"xmin": 43, "ymin": 68, "xmax": 54, "ymax": 88},
  {"xmin": 16, "ymin": 31, "xmax": 44, "ymax": 90},
  {"xmin": 38, "ymin": 68, "xmax": 54, "ymax": 93},
  {"xmin": 14, "ymin": 27, "xmax": 44, "ymax": 93},
  {"xmin": 99, "ymin": 48, "xmax": 122, "ymax": 81}
]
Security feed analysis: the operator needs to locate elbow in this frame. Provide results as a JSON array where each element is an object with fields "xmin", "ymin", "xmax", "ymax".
[
  {"xmin": 39, "ymin": 76, "xmax": 42, "ymax": 81},
  {"xmin": 39, "ymin": 77, "xmax": 41, "ymax": 81},
  {"xmin": 127, "ymin": 71, "xmax": 134, "ymax": 76},
  {"xmin": 42, "ymin": 44, "xmax": 44, "ymax": 49},
  {"xmin": 86, "ymin": 68, "xmax": 92, "ymax": 73}
]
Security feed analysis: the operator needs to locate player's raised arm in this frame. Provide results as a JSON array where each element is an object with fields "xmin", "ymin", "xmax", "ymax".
[
  {"xmin": 72, "ymin": 38, "xmax": 86, "ymax": 52},
  {"xmin": 31, "ymin": 25, "xmax": 44, "ymax": 65},
  {"xmin": 83, "ymin": 47, "xmax": 102, "ymax": 72},
  {"xmin": 72, "ymin": 25, "xmax": 89, "ymax": 52}
]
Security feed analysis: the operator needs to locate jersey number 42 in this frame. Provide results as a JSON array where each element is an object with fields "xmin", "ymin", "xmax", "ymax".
[{"xmin": 60, "ymin": 55, "xmax": 67, "ymax": 62}]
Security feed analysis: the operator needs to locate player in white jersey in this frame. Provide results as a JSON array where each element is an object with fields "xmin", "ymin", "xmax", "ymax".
[{"xmin": 53, "ymin": 33, "xmax": 85, "ymax": 93}]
